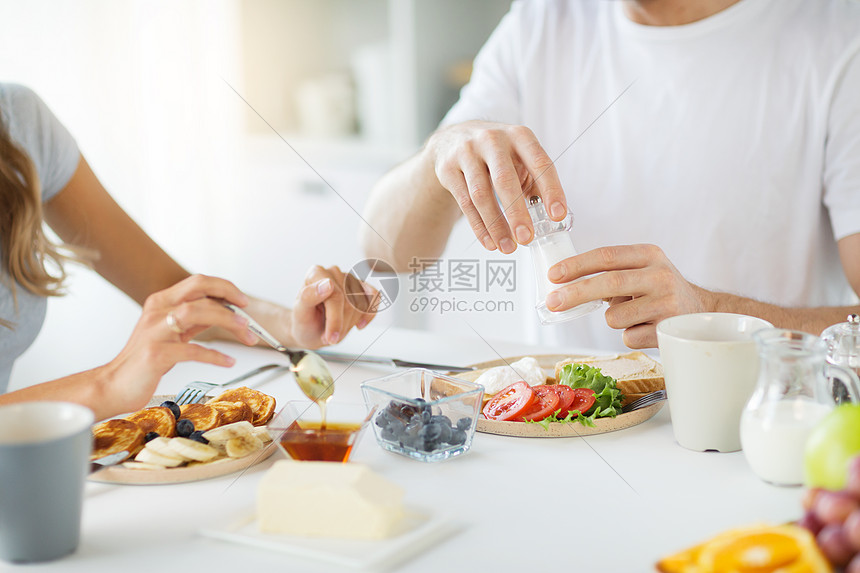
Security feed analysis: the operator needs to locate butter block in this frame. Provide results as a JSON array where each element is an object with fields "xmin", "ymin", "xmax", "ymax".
[{"xmin": 257, "ymin": 460, "xmax": 404, "ymax": 539}]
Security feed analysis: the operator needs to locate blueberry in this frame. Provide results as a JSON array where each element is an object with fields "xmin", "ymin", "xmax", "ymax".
[
  {"xmin": 144, "ymin": 431, "xmax": 159, "ymax": 442},
  {"xmin": 420, "ymin": 438, "xmax": 439, "ymax": 452},
  {"xmin": 387, "ymin": 417, "xmax": 406, "ymax": 436},
  {"xmin": 450, "ymin": 428, "xmax": 467, "ymax": 446},
  {"xmin": 419, "ymin": 423, "xmax": 442, "ymax": 442},
  {"xmin": 160, "ymin": 400, "xmax": 181, "ymax": 420},
  {"xmin": 380, "ymin": 428, "xmax": 397, "ymax": 442},
  {"xmin": 375, "ymin": 411, "xmax": 390, "ymax": 428},
  {"xmin": 404, "ymin": 419, "xmax": 422, "ymax": 437},
  {"xmin": 437, "ymin": 422, "xmax": 452, "ymax": 444},
  {"xmin": 456, "ymin": 417, "xmax": 472, "ymax": 431},
  {"xmin": 189, "ymin": 430, "xmax": 209, "ymax": 444},
  {"xmin": 176, "ymin": 418, "xmax": 195, "ymax": 437}
]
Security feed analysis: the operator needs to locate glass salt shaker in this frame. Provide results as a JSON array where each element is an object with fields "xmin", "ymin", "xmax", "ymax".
[
  {"xmin": 526, "ymin": 196, "xmax": 603, "ymax": 325},
  {"xmin": 821, "ymin": 313, "xmax": 860, "ymax": 404}
]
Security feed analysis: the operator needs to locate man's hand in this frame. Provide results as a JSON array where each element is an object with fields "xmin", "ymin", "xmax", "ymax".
[
  {"xmin": 426, "ymin": 120, "xmax": 569, "ymax": 254},
  {"xmin": 545, "ymin": 244, "xmax": 711, "ymax": 348}
]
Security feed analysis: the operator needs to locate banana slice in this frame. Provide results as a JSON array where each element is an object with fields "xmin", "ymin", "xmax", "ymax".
[
  {"xmin": 167, "ymin": 437, "xmax": 219, "ymax": 462},
  {"xmin": 225, "ymin": 434, "xmax": 264, "ymax": 458},
  {"xmin": 252, "ymin": 426, "xmax": 272, "ymax": 443},
  {"xmin": 145, "ymin": 437, "xmax": 189, "ymax": 461},
  {"xmin": 186, "ymin": 455, "xmax": 228, "ymax": 467},
  {"xmin": 202, "ymin": 421, "xmax": 255, "ymax": 444},
  {"xmin": 135, "ymin": 447, "xmax": 185, "ymax": 467},
  {"xmin": 122, "ymin": 461, "xmax": 166, "ymax": 471}
]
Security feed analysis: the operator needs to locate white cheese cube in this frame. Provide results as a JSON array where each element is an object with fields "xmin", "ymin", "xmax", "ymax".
[{"xmin": 257, "ymin": 460, "xmax": 404, "ymax": 539}]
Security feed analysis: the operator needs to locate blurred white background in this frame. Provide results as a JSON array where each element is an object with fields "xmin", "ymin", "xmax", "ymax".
[{"xmin": 1, "ymin": 0, "xmax": 524, "ymax": 388}]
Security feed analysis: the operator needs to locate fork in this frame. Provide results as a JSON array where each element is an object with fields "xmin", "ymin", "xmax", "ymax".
[
  {"xmin": 173, "ymin": 363, "xmax": 286, "ymax": 406},
  {"xmin": 621, "ymin": 389, "xmax": 667, "ymax": 413}
]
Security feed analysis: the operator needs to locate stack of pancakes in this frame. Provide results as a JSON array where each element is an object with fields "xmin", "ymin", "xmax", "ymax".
[{"xmin": 91, "ymin": 386, "xmax": 276, "ymax": 462}]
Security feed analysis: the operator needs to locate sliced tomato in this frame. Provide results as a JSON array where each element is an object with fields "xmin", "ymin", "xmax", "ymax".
[
  {"xmin": 565, "ymin": 388, "xmax": 596, "ymax": 417},
  {"xmin": 517, "ymin": 385, "xmax": 561, "ymax": 422},
  {"xmin": 552, "ymin": 384, "xmax": 576, "ymax": 416},
  {"xmin": 482, "ymin": 381, "xmax": 535, "ymax": 421}
]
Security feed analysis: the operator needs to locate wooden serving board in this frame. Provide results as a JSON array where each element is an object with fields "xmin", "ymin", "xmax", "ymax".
[
  {"xmin": 88, "ymin": 394, "xmax": 278, "ymax": 485},
  {"xmin": 453, "ymin": 354, "xmax": 665, "ymax": 438}
]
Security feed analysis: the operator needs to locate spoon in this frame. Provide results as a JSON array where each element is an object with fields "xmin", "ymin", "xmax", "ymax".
[{"xmin": 221, "ymin": 302, "xmax": 334, "ymax": 403}]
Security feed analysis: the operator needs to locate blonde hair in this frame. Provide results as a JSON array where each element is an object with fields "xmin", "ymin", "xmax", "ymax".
[{"xmin": 0, "ymin": 110, "xmax": 73, "ymax": 327}]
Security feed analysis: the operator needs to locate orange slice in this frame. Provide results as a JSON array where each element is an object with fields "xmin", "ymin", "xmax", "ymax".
[{"xmin": 657, "ymin": 524, "xmax": 832, "ymax": 573}]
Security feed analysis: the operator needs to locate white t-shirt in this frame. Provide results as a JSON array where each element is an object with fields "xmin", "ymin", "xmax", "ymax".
[
  {"xmin": 0, "ymin": 83, "xmax": 80, "ymax": 391},
  {"xmin": 442, "ymin": 0, "xmax": 860, "ymax": 352}
]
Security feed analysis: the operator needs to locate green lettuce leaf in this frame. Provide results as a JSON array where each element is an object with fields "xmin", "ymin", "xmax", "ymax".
[{"xmin": 558, "ymin": 363, "xmax": 624, "ymax": 421}]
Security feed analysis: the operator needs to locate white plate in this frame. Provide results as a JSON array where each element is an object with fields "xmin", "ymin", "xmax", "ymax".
[{"xmin": 199, "ymin": 507, "xmax": 457, "ymax": 570}]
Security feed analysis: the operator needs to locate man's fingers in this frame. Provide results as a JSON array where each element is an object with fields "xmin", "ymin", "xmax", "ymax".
[
  {"xmin": 487, "ymin": 152, "xmax": 533, "ymax": 246},
  {"xmin": 461, "ymin": 161, "xmax": 515, "ymax": 253},
  {"xmin": 549, "ymin": 245, "xmax": 663, "ymax": 283},
  {"xmin": 510, "ymin": 130, "xmax": 567, "ymax": 221},
  {"xmin": 438, "ymin": 162, "xmax": 495, "ymax": 251},
  {"xmin": 545, "ymin": 269, "xmax": 645, "ymax": 312}
]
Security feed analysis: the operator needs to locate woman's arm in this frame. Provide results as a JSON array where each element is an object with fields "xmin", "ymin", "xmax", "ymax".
[
  {"xmin": 43, "ymin": 156, "xmax": 190, "ymax": 303},
  {"xmin": 0, "ymin": 275, "xmax": 258, "ymax": 420}
]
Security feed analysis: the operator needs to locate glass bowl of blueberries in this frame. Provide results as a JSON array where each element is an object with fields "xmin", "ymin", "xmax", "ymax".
[{"xmin": 361, "ymin": 369, "xmax": 484, "ymax": 462}]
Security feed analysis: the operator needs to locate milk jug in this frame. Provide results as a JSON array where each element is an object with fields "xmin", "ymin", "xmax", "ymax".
[{"xmin": 740, "ymin": 328, "xmax": 860, "ymax": 486}]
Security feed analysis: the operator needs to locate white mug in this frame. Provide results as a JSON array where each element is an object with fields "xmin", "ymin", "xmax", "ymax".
[{"xmin": 656, "ymin": 313, "xmax": 773, "ymax": 452}]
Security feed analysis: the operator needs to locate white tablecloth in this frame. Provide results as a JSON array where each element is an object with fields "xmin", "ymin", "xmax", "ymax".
[{"xmin": 9, "ymin": 326, "xmax": 803, "ymax": 573}]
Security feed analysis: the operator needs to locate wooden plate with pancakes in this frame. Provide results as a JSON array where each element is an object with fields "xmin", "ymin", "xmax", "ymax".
[
  {"xmin": 89, "ymin": 394, "xmax": 278, "ymax": 485},
  {"xmin": 453, "ymin": 354, "xmax": 665, "ymax": 438}
]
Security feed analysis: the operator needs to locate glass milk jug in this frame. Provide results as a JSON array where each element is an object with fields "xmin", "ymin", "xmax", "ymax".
[
  {"xmin": 822, "ymin": 314, "xmax": 860, "ymax": 404},
  {"xmin": 740, "ymin": 328, "xmax": 860, "ymax": 486},
  {"xmin": 526, "ymin": 196, "xmax": 603, "ymax": 325}
]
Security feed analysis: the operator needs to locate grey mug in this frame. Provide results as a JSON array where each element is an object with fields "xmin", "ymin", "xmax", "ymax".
[{"xmin": 0, "ymin": 401, "xmax": 94, "ymax": 563}]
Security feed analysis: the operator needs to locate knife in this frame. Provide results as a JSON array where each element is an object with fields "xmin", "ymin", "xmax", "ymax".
[
  {"xmin": 89, "ymin": 451, "xmax": 129, "ymax": 473},
  {"xmin": 313, "ymin": 350, "xmax": 476, "ymax": 373}
]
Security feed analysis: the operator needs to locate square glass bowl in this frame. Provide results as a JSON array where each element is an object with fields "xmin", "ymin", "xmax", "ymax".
[
  {"xmin": 361, "ymin": 369, "xmax": 484, "ymax": 462},
  {"xmin": 267, "ymin": 401, "xmax": 374, "ymax": 462}
]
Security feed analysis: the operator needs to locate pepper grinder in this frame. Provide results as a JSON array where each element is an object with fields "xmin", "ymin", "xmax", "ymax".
[{"xmin": 526, "ymin": 196, "xmax": 603, "ymax": 324}]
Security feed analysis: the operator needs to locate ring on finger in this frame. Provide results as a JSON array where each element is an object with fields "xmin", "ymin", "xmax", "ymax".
[{"xmin": 166, "ymin": 311, "xmax": 186, "ymax": 335}]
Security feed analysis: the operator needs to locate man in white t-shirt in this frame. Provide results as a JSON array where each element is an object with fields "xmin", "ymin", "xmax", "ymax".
[{"xmin": 361, "ymin": 0, "xmax": 860, "ymax": 351}]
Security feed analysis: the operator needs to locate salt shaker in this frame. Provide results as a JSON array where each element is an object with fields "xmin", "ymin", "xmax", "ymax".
[{"xmin": 526, "ymin": 196, "xmax": 603, "ymax": 324}]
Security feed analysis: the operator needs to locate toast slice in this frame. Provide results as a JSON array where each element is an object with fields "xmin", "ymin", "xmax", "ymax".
[
  {"xmin": 178, "ymin": 403, "xmax": 222, "ymax": 432},
  {"xmin": 125, "ymin": 406, "xmax": 176, "ymax": 438},
  {"xmin": 206, "ymin": 386, "xmax": 276, "ymax": 426},
  {"xmin": 208, "ymin": 400, "xmax": 253, "ymax": 425},
  {"xmin": 91, "ymin": 418, "xmax": 145, "ymax": 461},
  {"xmin": 554, "ymin": 351, "xmax": 664, "ymax": 402}
]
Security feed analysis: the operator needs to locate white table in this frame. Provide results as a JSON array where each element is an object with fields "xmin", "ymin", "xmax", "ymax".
[{"xmin": 11, "ymin": 326, "xmax": 804, "ymax": 573}]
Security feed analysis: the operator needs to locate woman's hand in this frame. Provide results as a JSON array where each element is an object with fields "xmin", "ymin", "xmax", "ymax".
[
  {"xmin": 425, "ymin": 120, "xmax": 568, "ymax": 253},
  {"xmin": 290, "ymin": 265, "xmax": 378, "ymax": 349},
  {"xmin": 545, "ymin": 244, "xmax": 711, "ymax": 348},
  {"xmin": 100, "ymin": 274, "xmax": 259, "ymax": 412}
]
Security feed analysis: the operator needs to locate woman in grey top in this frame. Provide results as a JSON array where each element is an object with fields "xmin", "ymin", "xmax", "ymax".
[{"xmin": 0, "ymin": 83, "xmax": 375, "ymax": 421}]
